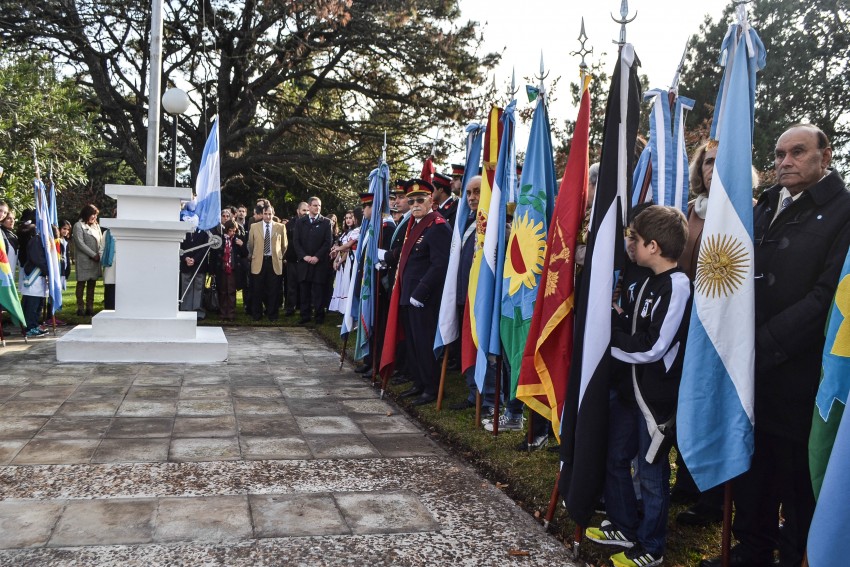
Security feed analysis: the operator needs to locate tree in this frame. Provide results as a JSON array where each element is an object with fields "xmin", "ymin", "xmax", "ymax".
[
  {"xmin": 681, "ymin": 0, "xmax": 850, "ymax": 176},
  {"xmin": 0, "ymin": 51, "xmax": 101, "ymax": 216},
  {"xmin": 0, "ymin": 0, "xmax": 498, "ymax": 213}
]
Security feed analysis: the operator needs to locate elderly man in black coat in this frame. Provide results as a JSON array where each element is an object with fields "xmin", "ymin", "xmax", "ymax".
[
  {"xmin": 293, "ymin": 196, "xmax": 333, "ymax": 324},
  {"xmin": 704, "ymin": 124, "xmax": 850, "ymax": 567}
]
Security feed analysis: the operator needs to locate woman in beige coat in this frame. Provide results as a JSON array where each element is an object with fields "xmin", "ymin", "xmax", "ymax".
[{"xmin": 72, "ymin": 204, "xmax": 103, "ymax": 316}]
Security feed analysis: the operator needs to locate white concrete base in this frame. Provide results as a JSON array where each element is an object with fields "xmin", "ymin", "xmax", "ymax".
[{"xmin": 56, "ymin": 326, "xmax": 228, "ymax": 363}]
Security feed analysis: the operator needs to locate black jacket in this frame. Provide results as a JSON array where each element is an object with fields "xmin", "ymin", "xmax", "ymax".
[
  {"xmin": 611, "ymin": 267, "xmax": 692, "ymax": 422},
  {"xmin": 293, "ymin": 214, "xmax": 333, "ymax": 282},
  {"xmin": 386, "ymin": 211, "xmax": 451, "ymax": 306},
  {"xmin": 753, "ymin": 170, "xmax": 850, "ymax": 442}
]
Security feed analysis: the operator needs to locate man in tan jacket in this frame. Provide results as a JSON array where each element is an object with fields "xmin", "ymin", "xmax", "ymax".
[{"xmin": 248, "ymin": 205, "xmax": 287, "ymax": 321}]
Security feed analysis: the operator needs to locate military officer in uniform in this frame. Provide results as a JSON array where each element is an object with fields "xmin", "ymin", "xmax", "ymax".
[
  {"xmin": 432, "ymin": 172, "xmax": 458, "ymax": 229},
  {"xmin": 380, "ymin": 179, "xmax": 452, "ymax": 406}
]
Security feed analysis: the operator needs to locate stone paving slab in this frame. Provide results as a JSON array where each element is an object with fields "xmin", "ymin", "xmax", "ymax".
[{"xmin": 0, "ymin": 327, "xmax": 575, "ymax": 566}]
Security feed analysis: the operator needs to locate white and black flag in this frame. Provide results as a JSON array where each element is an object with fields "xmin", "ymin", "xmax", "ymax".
[{"xmin": 558, "ymin": 43, "xmax": 642, "ymax": 528}]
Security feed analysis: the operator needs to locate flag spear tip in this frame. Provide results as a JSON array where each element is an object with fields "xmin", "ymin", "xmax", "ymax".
[
  {"xmin": 611, "ymin": 0, "xmax": 637, "ymax": 46},
  {"xmin": 571, "ymin": 18, "xmax": 593, "ymax": 77}
]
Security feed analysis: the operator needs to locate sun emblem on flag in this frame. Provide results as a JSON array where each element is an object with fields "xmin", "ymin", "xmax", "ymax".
[
  {"xmin": 504, "ymin": 212, "xmax": 546, "ymax": 295},
  {"xmin": 695, "ymin": 234, "xmax": 749, "ymax": 298}
]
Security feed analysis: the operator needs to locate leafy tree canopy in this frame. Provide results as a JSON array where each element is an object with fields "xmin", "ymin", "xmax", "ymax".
[
  {"xmin": 0, "ymin": 0, "xmax": 498, "ymax": 215},
  {"xmin": 0, "ymin": 51, "xmax": 100, "ymax": 216}
]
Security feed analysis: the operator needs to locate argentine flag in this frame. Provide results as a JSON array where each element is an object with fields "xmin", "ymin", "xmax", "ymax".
[
  {"xmin": 194, "ymin": 118, "xmax": 221, "ymax": 231},
  {"xmin": 678, "ymin": 16, "xmax": 766, "ymax": 491}
]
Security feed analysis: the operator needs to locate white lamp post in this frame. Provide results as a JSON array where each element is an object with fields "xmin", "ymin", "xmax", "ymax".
[{"xmin": 162, "ymin": 87, "xmax": 190, "ymax": 186}]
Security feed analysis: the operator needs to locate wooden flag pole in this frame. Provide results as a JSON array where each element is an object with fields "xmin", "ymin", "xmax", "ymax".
[
  {"xmin": 339, "ymin": 333, "xmax": 349, "ymax": 371},
  {"xmin": 436, "ymin": 349, "xmax": 449, "ymax": 411},
  {"xmin": 543, "ymin": 471, "xmax": 561, "ymax": 530},
  {"xmin": 573, "ymin": 525, "xmax": 583, "ymax": 559},
  {"xmin": 475, "ymin": 391, "xmax": 482, "ymax": 428},
  {"xmin": 721, "ymin": 481, "xmax": 733, "ymax": 567},
  {"xmin": 0, "ymin": 308, "xmax": 6, "ymax": 346}
]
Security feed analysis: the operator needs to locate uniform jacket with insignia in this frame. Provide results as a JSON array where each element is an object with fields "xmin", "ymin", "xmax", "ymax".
[{"xmin": 385, "ymin": 211, "xmax": 451, "ymax": 306}]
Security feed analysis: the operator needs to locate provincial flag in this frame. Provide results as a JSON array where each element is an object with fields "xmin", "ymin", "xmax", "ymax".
[
  {"xmin": 354, "ymin": 162, "xmax": 390, "ymax": 360},
  {"xmin": 517, "ymin": 75, "xmax": 591, "ymax": 442},
  {"xmin": 194, "ymin": 118, "xmax": 221, "ymax": 231},
  {"xmin": 434, "ymin": 122, "xmax": 486, "ymax": 356},
  {"xmin": 677, "ymin": 16, "xmax": 765, "ymax": 492},
  {"xmin": 462, "ymin": 106, "xmax": 503, "ymax": 374},
  {"xmin": 501, "ymin": 91, "xmax": 556, "ymax": 398},
  {"xmin": 34, "ymin": 179, "xmax": 64, "ymax": 314},
  {"xmin": 0, "ymin": 234, "xmax": 26, "ymax": 327},
  {"xmin": 808, "ymin": 251, "xmax": 850, "ymax": 498},
  {"xmin": 472, "ymin": 100, "xmax": 516, "ymax": 391},
  {"xmin": 807, "ymin": 376, "xmax": 850, "ymax": 567},
  {"xmin": 559, "ymin": 44, "xmax": 641, "ymax": 527}
]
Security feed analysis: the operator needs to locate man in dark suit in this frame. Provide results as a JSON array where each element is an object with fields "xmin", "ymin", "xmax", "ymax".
[
  {"xmin": 380, "ymin": 179, "xmax": 451, "ymax": 406},
  {"xmin": 247, "ymin": 205, "xmax": 287, "ymax": 321},
  {"xmin": 284, "ymin": 201, "xmax": 309, "ymax": 316},
  {"xmin": 432, "ymin": 172, "xmax": 458, "ymax": 229},
  {"xmin": 293, "ymin": 196, "xmax": 333, "ymax": 324}
]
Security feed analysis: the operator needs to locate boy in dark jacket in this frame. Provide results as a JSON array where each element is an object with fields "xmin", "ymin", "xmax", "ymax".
[{"xmin": 586, "ymin": 205, "xmax": 692, "ymax": 567}]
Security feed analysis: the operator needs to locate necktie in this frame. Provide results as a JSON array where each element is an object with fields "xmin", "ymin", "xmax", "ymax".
[
  {"xmin": 264, "ymin": 223, "xmax": 271, "ymax": 256},
  {"xmin": 780, "ymin": 196, "xmax": 793, "ymax": 212}
]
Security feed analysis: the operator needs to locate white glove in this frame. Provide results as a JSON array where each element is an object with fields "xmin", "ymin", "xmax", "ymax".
[
  {"xmin": 375, "ymin": 261, "xmax": 387, "ymax": 271},
  {"xmin": 410, "ymin": 297, "xmax": 424, "ymax": 308},
  {"xmin": 377, "ymin": 248, "xmax": 387, "ymax": 261}
]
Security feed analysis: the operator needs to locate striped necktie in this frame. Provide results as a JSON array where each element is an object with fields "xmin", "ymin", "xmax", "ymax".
[
  {"xmin": 780, "ymin": 196, "xmax": 793, "ymax": 212},
  {"xmin": 264, "ymin": 223, "xmax": 271, "ymax": 256}
]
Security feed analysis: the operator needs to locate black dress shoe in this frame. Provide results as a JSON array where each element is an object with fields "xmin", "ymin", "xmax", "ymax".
[
  {"xmin": 284, "ymin": 310, "xmax": 295, "ymax": 316},
  {"xmin": 700, "ymin": 545, "xmax": 774, "ymax": 567},
  {"xmin": 448, "ymin": 399, "xmax": 475, "ymax": 410},
  {"xmin": 399, "ymin": 387, "xmax": 423, "ymax": 399},
  {"xmin": 411, "ymin": 393, "xmax": 437, "ymax": 406},
  {"xmin": 353, "ymin": 363, "xmax": 371, "ymax": 374},
  {"xmin": 677, "ymin": 504, "xmax": 722, "ymax": 526},
  {"xmin": 390, "ymin": 375, "xmax": 411, "ymax": 385}
]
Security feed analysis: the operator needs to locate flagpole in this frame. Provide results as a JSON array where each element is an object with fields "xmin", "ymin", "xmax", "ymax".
[
  {"xmin": 543, "ymin": 471, "xmax": 561, "ymax": 530},
  {"xmin": 436, "ymin": 349, "xmax": 449, "ymax": 411},
  {"xmin": 722, "ymin": 481, "xmax": 733, "ymax": 567},
  {"xmin": 492, "ymin": 354, "xmax": 501, "ymax": 436},
  {"xmin": 339, "ymin": 333, "xmax": 349, "ymax": 371}
]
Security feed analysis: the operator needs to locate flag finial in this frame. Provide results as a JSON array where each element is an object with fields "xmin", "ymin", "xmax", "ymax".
[
  {"xmin": 733, "ymin": 0, "xmax": 752, "ymax": 25},
  {"xmin": 611, "ymin": 0, "xmax": 637, "ymax": 46},
  {"xmin": 535, "ymin": 50, "xmax": 550, "ymax": 95},
  {"xmin": 671, "ymin": 38, "xmax": 689, "ymax": 93},
  {"xmin": 572, "ymin": 17, "xmax": 593, "ymax": 77},
  {"xmin": 508, "ymin": 67, "xmax": 518, "ymax": 98}
]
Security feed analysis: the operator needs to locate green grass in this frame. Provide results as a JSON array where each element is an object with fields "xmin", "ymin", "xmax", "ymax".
[{"xmin": 35, "ymin": 275, "xmax": 721, "ymax": 565}]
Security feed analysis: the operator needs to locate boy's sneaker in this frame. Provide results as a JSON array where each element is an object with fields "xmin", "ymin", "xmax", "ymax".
[
  {"xmin": 610, "ymin": 544, "xmax": 662, "ymax": 567},
  {"xmin": 585, "ymin": 520, "xmax": 634, "ymax": 548},
  {"xmin": 515, "ymin": 432, "xmax": 548, "ymax": 451},
  {"xmin": 484, "ymin": 413, "xmax": 523, "ymax": 432},
  {"xmin": 26, "ymin": 328, "xmax": 47, "ymax": 338}
]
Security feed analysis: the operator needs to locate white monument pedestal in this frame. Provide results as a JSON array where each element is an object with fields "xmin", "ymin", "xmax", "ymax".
[{"xmin": 57, "ymin": 185, "xmax": 228, "ymax": 363}]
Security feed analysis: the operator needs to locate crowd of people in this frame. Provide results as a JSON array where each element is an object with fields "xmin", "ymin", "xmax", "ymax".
[{"xmin": 0, "ymin": 122, "xmax": 844, "ymax": 567}]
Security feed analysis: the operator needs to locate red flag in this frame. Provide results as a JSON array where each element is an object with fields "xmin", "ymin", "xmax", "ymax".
[
  {"xmin": 516, "ymin": 78, "xmax": 591, "ymax": 443},
  {"xmin": 420, "ymin": 156, "xmax": 435, "ymax": 184}
]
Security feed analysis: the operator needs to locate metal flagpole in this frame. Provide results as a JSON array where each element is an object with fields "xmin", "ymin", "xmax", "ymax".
[{"xmin": 146, "ymin": 0, "xmax": 165, "ymax": 186}]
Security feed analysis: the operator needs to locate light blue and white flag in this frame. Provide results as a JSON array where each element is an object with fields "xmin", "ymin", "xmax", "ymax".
[
  {"xmin": 678, "ymin": 11, "xmax": 766, "ymax": 492},
  {"xmin": 434, "ymin": 122, "xmax": 486, "ymax": 357},
  {"xmin": 472, "ymin": 100, "xmax": 516, "ymax": 391},
  {"xmin": 354, "ymin": 162, "xmax": 390, "ymax": 360},
  {"xmin": 632, "ymin": 89, "xmax": 694, "ymax": 212},
  {"xmin": 194, "ymin": 118, "xmax": 221, "ymax": 231},
  {"xmin": 34, "ymin": 179, "xmax": 63, "ymax": 314}
]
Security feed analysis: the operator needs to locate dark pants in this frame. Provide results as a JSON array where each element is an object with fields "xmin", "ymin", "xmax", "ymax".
[
  {"xmin": 299, "ymin": 279, "xmax": 325, "ymax": 322},
  {"xmin": 103, "ymin": 284, "xmax": 116, "ymax": 310},
  {"xmin": 605, "ymin": 392, "xmax": 670, "ymax": 558},
  {"xmin": 252, "ymin": 258, "xmax": 282, "ymax": 319},
  {"xmin": 285, "ymin": 261, "xmax": 299, "ymax": 313},
  {"xmin": 400, "ymin": 303, "xmax": 439, "ymax": 396},
  {"xmin": 22, "ymin": 295, "xmax": 44, "ymax": 331},
  {"xmin": 217, "ymin": 272, "xmax": 237, "ymax": 320},
  {"xmin": 75, "ymin": 279, "xmax": 96, "ymax": 312},
  {"xmin": 732, "ymin": 428, "xmax": 815, "ymax": 566}
]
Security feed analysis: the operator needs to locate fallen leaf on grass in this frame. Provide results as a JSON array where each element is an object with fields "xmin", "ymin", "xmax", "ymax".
[
  {"xmin": 533, "ymin": 510, "xmax": 541, "ymax": 518},
  {"xmin": 507, "ymin": 549, "xmax": 530, "ymax": 557},
  {"xmin": 386, "ymin": 411, "xmax": 393, "ymax": 416},
  {"xmin": 495, "ymin": 482, "xmax": 509, "ymax": 489}
]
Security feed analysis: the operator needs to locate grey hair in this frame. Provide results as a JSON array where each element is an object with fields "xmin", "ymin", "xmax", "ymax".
[{"xmin": 588, "ymin": 163, "xmax": 600, "ymax": 187}]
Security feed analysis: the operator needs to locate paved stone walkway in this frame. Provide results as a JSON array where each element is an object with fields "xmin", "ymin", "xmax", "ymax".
[{"xmin": 0, "ymin": 327, "xmax": 575, "ymax": 566}]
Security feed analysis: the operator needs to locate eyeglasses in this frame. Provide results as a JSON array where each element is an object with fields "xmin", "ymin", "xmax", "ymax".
[
  {"xmin": 624, "ymin": 228, "xmax": 637, "ymax": 240},
  {"xmin": 407, "ymin": 197, "xmax": 427, "ymax": 205}
]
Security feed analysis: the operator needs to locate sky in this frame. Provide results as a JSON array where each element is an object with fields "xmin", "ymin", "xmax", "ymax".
[{"xmin": 441, "ymin": 0, "xmax": 735, "ymax": 163}]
